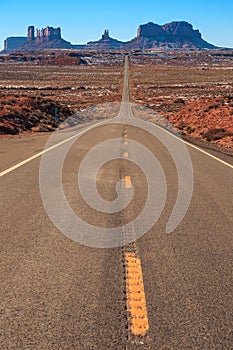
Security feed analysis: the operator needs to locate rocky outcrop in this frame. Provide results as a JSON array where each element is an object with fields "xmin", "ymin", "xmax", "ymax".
[
  {"xmin": 162, "ymin": 21, "xmax": 201, "ymax": 39},
  {"xmin": 86, "ymin": 29, "xmax": 124, "ymax": 50},
  {"xmin": 4, "ymin": 37, "xmax": 27, "ymax": 51},
  {"xmin": 137, "ymin": 22, "xmax": 168, "ymax": 40},
  {"xmin": 27, "ymin": 26, "xmax": 35, "ymax": 41},
  {"xmin": 162, "ymin": 21, "xmax": 214, "ymax": 48},
  {"xmin": 2, "ymin": 21, "xmax": 217, "ymax": 52},
  {"xmin": 27, "ymin": 25, "xmax": 61, "ymax": 43},
  {"xmin": 102, "ymin": 30, "xmax": 110, "ymax": 39},
  {"xmin": 35, "ymin": 26, "xmax": 61, "ymax": 43},
  {"xmin": 22, "ymin": 26, "xmax": 72, "ymax": 50},
  {"xmin": 2, "ymin": 26, "xmax": 73, "ymax": 52},
  {"xmin": 126, "ymin": 21, "xmax": 215, "ymax": 50}
]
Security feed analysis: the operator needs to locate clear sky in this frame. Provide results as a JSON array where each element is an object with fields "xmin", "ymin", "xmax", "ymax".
[{"xmin": 1, "ymin": 0, "xmax": 233, "ymax": 49}]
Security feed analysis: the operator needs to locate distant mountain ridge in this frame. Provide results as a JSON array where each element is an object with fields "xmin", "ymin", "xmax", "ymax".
[{"xmin": 2, "ymin": 21, "xmax": 216, "ymax": 52}]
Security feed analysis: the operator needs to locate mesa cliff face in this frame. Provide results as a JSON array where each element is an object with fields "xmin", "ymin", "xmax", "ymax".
[
  {"xmin": 85, "ymin": 22, "xmax": 215, "ymax": 50},
  {"xmin": 2, "ymin": 21, "xmax": 216, "ymax": 52},
  {"xmin": 162, "ymin": 21, "xmax": 202, "ymax": 39},
  {"xmin": 24, "ymin": 26, "xmax": 73, "ymax": 49},
  {"xmin": 137, "ymin": 22, "xmax": 166, "ymax": 39},
  {"xmin": 27, "ymin": 25, "xmax": 62, "ymax": 43},
  {"xmin": 3, "ymin": 26, "xmax": 73, "ymax": 51},
  {"xmin": 126, "ymin": 21, "xmax": 215, "ymax": 49}
]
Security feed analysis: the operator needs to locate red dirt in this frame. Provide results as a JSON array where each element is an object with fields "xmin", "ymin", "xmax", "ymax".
[
  {"xmin": 0, "ymin": 95, "xmax": 74, "ymax": 134},
  {"xmin": 167, "ymin": 97, "xmax": 233, "ymax": 148},
  {"xmin": 0, "ymin": 52, "xmax": 86, "ymax": 66}
]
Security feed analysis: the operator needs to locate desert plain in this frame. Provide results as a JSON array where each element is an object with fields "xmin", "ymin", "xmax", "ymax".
[{"xmin": 0, "ymin": 50, "xmax": 233, "ymax": 153}]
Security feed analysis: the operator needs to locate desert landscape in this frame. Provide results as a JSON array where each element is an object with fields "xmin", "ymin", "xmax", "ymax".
[
  {"xmin": 0, "ymin": 51, "xmax": 124, "ymax": 135},
  {"xmin": 129, "ymin": 50, "xmax": 233, "ymax": 151},
  {"xmin": 0, "ymin": 49, "xmax": 233, "ymax": 153},
  {"xmin": 1, "ymin": 4, "xmax": 233, "ymax": 348}
]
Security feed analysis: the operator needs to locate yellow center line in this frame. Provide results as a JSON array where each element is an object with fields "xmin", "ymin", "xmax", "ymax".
[
  {"xmin": 123, "ymin": 152, "xmax": 128, "ymax": 158},
  {"xmin": 124, "ymin": 141, "xmax": 128, "ymax": 145},
  {"xmin": 125, "ymin": 252, "xmax": 149, "ymax": 337},
  {"xmin": 124, "ymin": 175, "xmax": 131, "ymax": 188}
]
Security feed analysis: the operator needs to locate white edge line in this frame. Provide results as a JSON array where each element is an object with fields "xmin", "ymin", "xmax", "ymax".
[
  {"xmin": 184, "ymin": 139, "xmax": 233, "ymax": 169},
  {"xmin": 158, "ymin": 125, "xmax": 233, "ymax": 170},
  {"xmin": 1, "ymin": 111, "xmax": 232, "ymax": 178},
  {"xmin": 140, "ymin": 118, "xmax": 233, "ymax": 170},
  {"xmin": 0, "ymin": 119, "xmax": 108, "ymax": 178}
]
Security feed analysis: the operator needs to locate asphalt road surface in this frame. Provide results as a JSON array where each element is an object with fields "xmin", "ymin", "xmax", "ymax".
[{"xmin": 0, "ymin": 57, "xmax": 232, "ymax": 349}]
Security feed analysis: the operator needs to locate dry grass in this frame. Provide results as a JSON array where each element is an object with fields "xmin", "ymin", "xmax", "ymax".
[
  {"xmin": 129, "ymin": 62, "xmax": 233, "ymax": 148},
  {"xmin": 0, "ymin": 63, "xmax": 124, "ymax": 134}
]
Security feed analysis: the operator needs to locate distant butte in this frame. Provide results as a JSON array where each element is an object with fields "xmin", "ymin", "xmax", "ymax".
[
  {"xmin": 86, "ymin": 29, "xmax": 124, "ymax": 50},
  {"xmin": 124, "ymin": 21, "xmax": 216, "ymax": 50},
  {"xmin": 2, "ymin": 21, "xmax": 217, "ymax": 52}
]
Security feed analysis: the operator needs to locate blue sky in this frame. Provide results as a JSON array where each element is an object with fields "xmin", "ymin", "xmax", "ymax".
[{"xmin": 1, "ymin": 0, "xmax": 233, "ymax": 49}]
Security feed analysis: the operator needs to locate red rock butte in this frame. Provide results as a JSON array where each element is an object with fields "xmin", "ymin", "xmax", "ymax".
[
  {"xmin": 2, "ymin": 21, "xmax": 217, "ymax": 52},
  {"xmin": 28, "ymin": 26, "xmax": 61, "ymax": 43}
]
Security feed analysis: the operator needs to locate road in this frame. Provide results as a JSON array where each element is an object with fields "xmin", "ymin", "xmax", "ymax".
[{"xmin": 0, "ymin": 56, "xmax": 232, "ymax": 349}]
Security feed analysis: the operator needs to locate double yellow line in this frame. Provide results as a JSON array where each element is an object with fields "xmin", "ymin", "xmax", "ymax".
[
  {"xmin": 122, "ymin": 124, "xmax": 149, "ymax": 338},
  {"xmin": 125, "ymin": 252, "xmax": 149, "ymax": 336}
]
